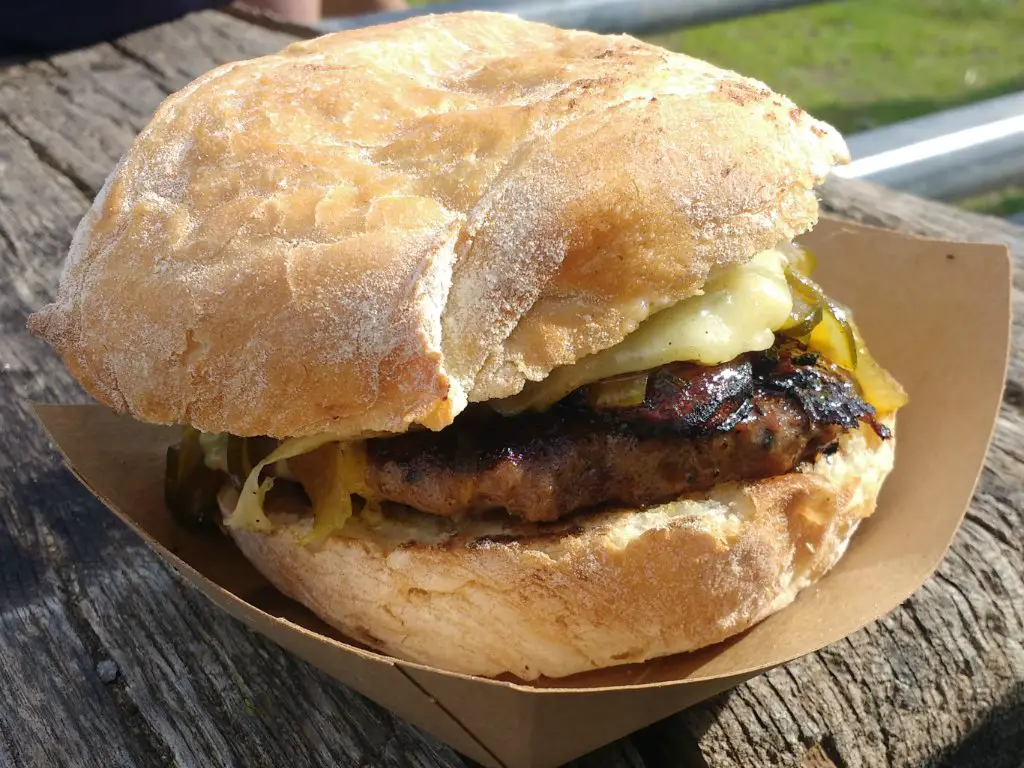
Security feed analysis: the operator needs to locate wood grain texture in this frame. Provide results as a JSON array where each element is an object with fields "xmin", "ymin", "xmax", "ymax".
[{"xmin": 0, "ymin": 10, "xmax": 1021, "ymax": 768}]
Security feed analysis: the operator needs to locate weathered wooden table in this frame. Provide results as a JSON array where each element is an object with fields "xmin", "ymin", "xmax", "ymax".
[{"xmin": 2, "ymin": 10, "xmax": 1022, "ymax": 767}]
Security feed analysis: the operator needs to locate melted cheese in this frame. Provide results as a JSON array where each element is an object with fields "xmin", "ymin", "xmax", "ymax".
[
  {"xmin": 497, "ymin": 248, "xmax": 793, "ymax": 413},
  {"xmin": 223, "ymin": 434, "xmax": 339, "ymax": 532},
  {"xmin": 207, "ymin": 433, "xmax": 376, "ymax": 539},
  {"xmin": 206, "ymin": 247, "xmax": 800, "ymax": 537},
  {"xmin": 289, "ymin": 441, "xmax": 380, "ymax": 546}
]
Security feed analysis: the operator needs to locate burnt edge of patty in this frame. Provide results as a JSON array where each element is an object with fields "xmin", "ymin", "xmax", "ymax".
[
  {"xmin": 611, "ymin": 338, "xmax": 890, "ymax": 440},
  {"xmin": 362, "ymin": 338, "xmax": 887, "ymax": 522}
]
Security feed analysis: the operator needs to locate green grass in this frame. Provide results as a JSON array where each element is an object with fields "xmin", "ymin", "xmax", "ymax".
[
  {"xmin": 413, "ymin": 1, "xmax": 1024, "ymax": 216},
  {"xmin": 652, "ymin": 0, "xmax": 1024, "ymax": 217},
  {"xmin": 960, "ymin": 185, "xmax": 1024, "ymax": 217},
  {"xmin": 646, "ymin": 0, "xmax": 1024, "ymax": 136}
]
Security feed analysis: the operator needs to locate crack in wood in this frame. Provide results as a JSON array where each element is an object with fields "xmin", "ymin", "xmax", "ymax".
[
  {"xmin": 31, "ymin": 504, "xmax": 178, "ymax": 765},
  {"xmin": 1005, "ymin": 379, "xmax": 1024, "ymax": 412},
  {"xmin": 734, "ymin": 685, "xmax": 780, "ymax": 744},
  {"xmin": 717, "ymin": 708, "xmax": 754, "ymax": 768},
  {"xmin": 0, "ymin": 112, "xmax": 94, "ymax": 198},
  {"xmin": 762, "ymin": 673, "xmax": 812, "ymax": 745},
  {"xmin": 0, "ymin": 434, "xmax": 161, "ymax": 766},
  {"xmin": 106, "ymin": 40, "xmax": 177, "ymax": 88},
  {"xmin": 0, "ymin": 685, "xmax": 25, "ymax": 767},
  {"xmin": 720, "ymin": 690, "xmax": 772, "ymax": 763},
  {"xmin": 964, "ymin": 502, "xmax": 1016, "ymax": 551},
  {"xmin": 808, "ymin": 651, "xmax": 868, "ymax": 762},
  {"xmin": 876, "ymin": 615, "xmax": 927, "ymax": 694},
  {"xmin": 937, "ymin": 556, "xmax": 997, "ymax": 640},
  {"xmin": 0, "ymin": 220, "xmax": 20, "ymax": 260},
  {"xmin": 48, "ymin": 78, "xmax": 146, "ymax": 133}
]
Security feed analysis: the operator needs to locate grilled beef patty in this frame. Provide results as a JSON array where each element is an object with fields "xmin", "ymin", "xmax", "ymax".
[{"xmin": 364, "ymin": 339, "xmax": 886, "ymax": 522}]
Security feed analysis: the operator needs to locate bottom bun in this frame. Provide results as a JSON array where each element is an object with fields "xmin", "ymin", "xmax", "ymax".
[{"xmin": 224, "ymin": 421, "xmax": 895, "ymax": 680}]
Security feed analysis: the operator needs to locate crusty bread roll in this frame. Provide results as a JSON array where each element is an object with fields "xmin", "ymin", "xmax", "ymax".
[
  {"xmin": 224, "ymin": 421, "xmax": 893, "ymax": 680},
  {"xmin": 28, "ymin": 11, "xmax": 847, "ymax": 440},
  {"xmin": 29, "ymin": 13, "xmax": 890, "ymax": 681}
]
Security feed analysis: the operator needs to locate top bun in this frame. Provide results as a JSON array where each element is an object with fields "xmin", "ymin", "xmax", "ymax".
[{"xmin": 29, "ymin": 12, "xmax": 848, "ymax": 438}]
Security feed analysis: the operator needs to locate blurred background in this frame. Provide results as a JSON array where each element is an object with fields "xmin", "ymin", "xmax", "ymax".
[
  {"xmin": 4, "ymin": 0, "xmax": 1023, "ymax": 219},
  {"xmin": 383, "ymin": 0, "xmax": 1024, "ymax": 221}
]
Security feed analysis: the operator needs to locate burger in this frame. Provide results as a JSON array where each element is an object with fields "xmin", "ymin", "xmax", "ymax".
[{"xmin": 28, "ymin": 12, "xmax": 907, "ymax": 680}]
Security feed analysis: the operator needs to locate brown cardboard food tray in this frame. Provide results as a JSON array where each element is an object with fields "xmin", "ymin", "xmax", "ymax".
[{"xmin": 35, "ymin": 216, "xmax": 1011, "ymax": 767}]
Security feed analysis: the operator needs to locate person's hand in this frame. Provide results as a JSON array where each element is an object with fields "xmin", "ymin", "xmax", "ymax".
[
  {"xmin": 323, "ymin": 0, "xmax": 408, "ymax": 12},
  {"xmin": 239, "ymin": 0, "xmax": 409, "ymax": 24}
]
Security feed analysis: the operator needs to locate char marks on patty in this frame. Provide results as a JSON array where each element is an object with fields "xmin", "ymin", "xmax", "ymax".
[{"xmin": 364, "ymin": 339, "xmax": 886, "ymax": 522}]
